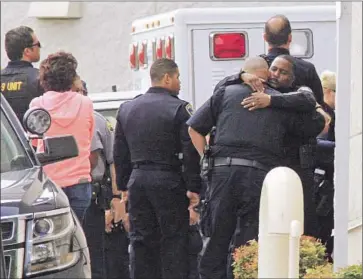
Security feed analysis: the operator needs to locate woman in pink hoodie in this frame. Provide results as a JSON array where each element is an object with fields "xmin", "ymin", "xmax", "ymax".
[{"xmin": 29, "ymin": 51, "xmax": 95, "ymax": 224}]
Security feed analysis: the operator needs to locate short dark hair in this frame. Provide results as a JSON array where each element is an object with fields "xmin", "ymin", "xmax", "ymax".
[
  {"xmin": 5, "ymin": 26, "xmax": 34, "ymax": 61},
  {"xmin": 264, "ymin": 15, "xmax": 292, "ymax": 46},
  {"xmin": 276, "ymin": 54, "xmax": 296, "ymax": 73},
  {"xmin": 150, "ymin": 58, "xmax": 178, "ymax": 83},
  {"xmin": 39, "ymin": 51, "xmax": 78, "ymax": 92}
]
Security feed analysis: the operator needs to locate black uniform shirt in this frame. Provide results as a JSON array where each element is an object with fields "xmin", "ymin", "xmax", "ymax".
[
  {"xmin": 214, "ymin": 47, "xmax": 324, "ymax": 105},
  {"xmin": 113, "ymin": 86, "xmax": 201, "ymax": 193},
  {"xmin": 316, "ymin": 102, "xmax": 335, "ymax": 181},
  {"xmin": 1, "ymin": 61, "xmax": 44, "ymax": 123},
  {"xmin": 187, "ymin": 84, "xmax": 325, "ymax": 167}
]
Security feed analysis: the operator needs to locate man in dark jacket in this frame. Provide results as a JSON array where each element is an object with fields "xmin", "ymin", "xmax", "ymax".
[
  {"xmin": 215, "ymin": 15, "xmax": 323, "ymax": 105},
  {"xmin": 216, "ymin": 55, "xmax": 330, "ymax": 239},
  {"xmin": 1, "ymin": 26, "xmax": 44, "ymax": 124},
  {"xmin": 113, "ymin": 58, "xmax": 201, "ymax": 279},
  {"xmin": 212, "ymin": 55, "xmax": 330, "ymax": 278},
  {"xmin": 188, "ymin": 56, "xmax": 326, "ymax": 279}
]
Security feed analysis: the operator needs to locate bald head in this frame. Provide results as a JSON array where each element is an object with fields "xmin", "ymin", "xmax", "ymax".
[
  {"xmin": 264, "ymin": 15, "xmax": 292, "ymax": 47},
  {"xmin": 242, "ymin": 57, "xmax": 269, "ymax": 81}
]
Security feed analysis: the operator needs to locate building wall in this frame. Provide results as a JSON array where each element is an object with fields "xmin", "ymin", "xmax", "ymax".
[
  {"xmin": 348, "ymin": 1, "xmax": 362, "ymax": 266},
  {"xmin": 1, "ymin": 1, "xmax": 332, "ymax": 93}
]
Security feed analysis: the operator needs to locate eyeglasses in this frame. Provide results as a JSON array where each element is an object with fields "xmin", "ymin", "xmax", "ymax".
[{"xmin": 28, "ymin": 42, "xmax": 41, "ymax": 48}]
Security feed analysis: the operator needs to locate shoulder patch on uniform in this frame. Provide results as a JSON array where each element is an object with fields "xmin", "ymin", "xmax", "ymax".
[
  {"xmin": 106, "ymin": 119, "xmax": 114, "ymax": 132},
  {"xmin": 185, "ymin": 103, "xmax": 194, "ymax": 116}
]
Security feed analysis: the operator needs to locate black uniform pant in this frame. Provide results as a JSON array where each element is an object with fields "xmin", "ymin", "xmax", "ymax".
[
  {"xmin": 83, "ymin": 201, "xmax": 107, "ymax": 279},
  {"xmin": 199, "ymin": 166, "xmax": 267, "ymax": 279},
  {"xmin": 128, "ymin": 169, "xmax": 190, "ymax": 279},
  {"xmin": 84, "ymin": 201, "xmax": 130, "ymax": 279},
  {"xmin": 293, "ymin": 166, "xmax": 319, "ymax": 237},
  {"xmin": 317, "ymin": 211, "xmax": 334, "ymax": 255},
  {"xmin": 105, "ymin": 228, "xmax": 130, "ymax": 278},
  {"xmin": 314, "ymin": 178, "xmax": 334, "ymax": 259},
  {"xmin": 188, "ymin": 225, "xmax": 203, "ymax": 279}
]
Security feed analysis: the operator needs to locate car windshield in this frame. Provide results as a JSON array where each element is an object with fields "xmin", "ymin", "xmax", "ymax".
[
  {"xmin": 1, "ymin": 110, "xmax": 33, "ymax": 173},
  {"xmin": 96, "ymin": 109, "xmax": 118, "ymax": 128}
]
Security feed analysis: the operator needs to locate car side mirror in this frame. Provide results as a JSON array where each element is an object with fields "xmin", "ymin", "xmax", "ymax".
[
  {"xmin": 23, "ymin": 107, "xmax": 52, "ymax": 138},
  {"xmin": 37, "ymin": 135, "xmax": 79, "ymax": 166}
]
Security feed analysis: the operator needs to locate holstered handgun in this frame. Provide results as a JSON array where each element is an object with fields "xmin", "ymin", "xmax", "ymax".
[
  {"xmin": 92, "ymin": 182, "xmax": 110, "ymax": 210},
  {"xmin": 201, "ymin": 144, "xmax": 213, "ymax": 177},
  {"xmin": 92, "ymin": 165, "xmax": 113, "ymax": 210}
]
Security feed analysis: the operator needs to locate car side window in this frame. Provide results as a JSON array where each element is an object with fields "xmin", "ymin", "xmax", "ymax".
[{"xmin": 1, "ymin": 111, "xmax": 32, "ymax": 173}]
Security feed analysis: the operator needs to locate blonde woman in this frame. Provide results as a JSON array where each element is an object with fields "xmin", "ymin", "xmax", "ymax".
[{"xmin": 320, "ymin": 70, "xmax": 336, "ymax": 140}]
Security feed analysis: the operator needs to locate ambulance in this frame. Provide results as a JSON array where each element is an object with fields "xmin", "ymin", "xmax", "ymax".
[{"xmin": 129, "ymin": 5, "xmax": 337, "ymax": 109}]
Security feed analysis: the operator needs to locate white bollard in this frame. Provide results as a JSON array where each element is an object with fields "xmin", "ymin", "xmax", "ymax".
[
  {"xmin": 258, "ymin": 167, "xmax": 304, "ymax": 278},
  {"xmin": 288, "ymin": 220, "xmax": 303, "ymax": 278}
]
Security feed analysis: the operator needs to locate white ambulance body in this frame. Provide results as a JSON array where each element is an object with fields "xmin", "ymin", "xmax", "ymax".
[{"xmin": 130, "ymin": 5, "xmax": 336, "ymax": 109}]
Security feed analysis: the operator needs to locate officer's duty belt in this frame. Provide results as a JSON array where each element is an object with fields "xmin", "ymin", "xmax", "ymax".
[
  {"xmin": 133, "ymin": 162, "xmax": 181, "ymax": 172},
  {"xmin": 213, "ymin": 157, "xmax": 270, "ymax": 172}
]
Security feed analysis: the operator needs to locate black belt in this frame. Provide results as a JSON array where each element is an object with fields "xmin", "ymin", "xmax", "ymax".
[
  {"xmin": 213, "ymin": 157, "xmax": 270, "ymax": 172},
  {"xmin": 133, "ymin": 162, "xmax": 181, "ymax": 172}
]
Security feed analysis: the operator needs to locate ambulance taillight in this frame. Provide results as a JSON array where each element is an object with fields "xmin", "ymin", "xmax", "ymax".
[
  {"xmin": 138, "ymin": 41, "xmax": 148, "ymax": 68},
  {"xmin": 165, "ymin": 35, "xmax": 175, "ymax": 60},
  {"xmin": 129, "ymin": 42, "xmax": 138, "ymax": 70},
  {"xmin": 156, "ymin": 38, "xmax": 165, "ymax": 59},
  {"xmin": 210, "ymin": 32, "xmax": 247, "ymax": 60}
]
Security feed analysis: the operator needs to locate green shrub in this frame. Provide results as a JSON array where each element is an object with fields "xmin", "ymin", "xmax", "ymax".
[
  {"xmin": 299, "ymin": 236, "xmax": 328, "ymax": 277},
  {"xmin": 335, "ymin": 263, "xmax": 362, "ymax": 279},
  {"xmin": 232, "ymin": 236, "xmax": 330, "ymax": 279},
  {"xmin": 304, "ymin": 262, "xmax": 362, "ymax": 279},
  {"xmin": 232, "ymin": 240, "xmax": 258, "ymax": 279},
  {"xmin": 232, "ymin": 236, "xmax": 362, "ymax": 279},
  {"xmin": 304, "ymin": 263, "xmax": 334, "ymax": 278}
]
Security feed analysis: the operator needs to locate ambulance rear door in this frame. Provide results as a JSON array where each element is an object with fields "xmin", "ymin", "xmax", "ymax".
[{"xmin": 191, "ymin": 27, "xmax": 265, "ymax": 109}]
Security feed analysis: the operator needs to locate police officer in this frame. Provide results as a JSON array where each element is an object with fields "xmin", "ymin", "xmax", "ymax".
[
  {"xmin": 238, "ymin": 55, "xmax": 332, "ymax": 239},
  {"xmin": 79, "ymin": 81, "xmax": 130, "ymax": 279},
  {"xmin": 113, "ymin": 58, "xmax": 201, "ymax": 279},
  {"xmin": 215, "ymin": 15, "xmax": 323, "ymax": 105},
  {"xmin": 314, "ymin": 70, "xmax": 336, "ymax": 262},
  {"xmin": 187, "ymin": 56, "xmax": 326, "ymax": 279},
  {"xmin": 1, "ymin": 26, "xmax": 44, "ymax": 124}
]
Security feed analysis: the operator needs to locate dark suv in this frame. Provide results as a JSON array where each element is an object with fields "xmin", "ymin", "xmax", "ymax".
[{"xmin": 0, "ymin": 94, "xmax": 91, "ymax": 278}]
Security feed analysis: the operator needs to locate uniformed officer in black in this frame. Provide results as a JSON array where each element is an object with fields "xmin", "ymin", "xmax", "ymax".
[
  {"xmin": 76, "ymin": 80, "xmax": 130, "ymax": 279},
  {"xmin": 113, "ymin": 58, "xmax": 201, "ymax": 279},
  {"xmin": 236, "ymin": 55, "xmax": 332, "ymax": 240},
  {"xmin": 187, "ymin": 56, "xmax": 326, "ymax": 279},
  {"xmin": 221, "ymin": 55, "xmax": 331, "ymax": 278},
  {"xmin": 1, "ymin": 26, "xmax": 44, "ymax": 124},
  {"xmin": 215, "ymin": 15, "xmax": 323, "ymax": 105}
]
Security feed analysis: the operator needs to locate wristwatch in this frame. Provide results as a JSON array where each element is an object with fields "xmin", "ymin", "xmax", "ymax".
[{"xmin": 112, "ymin": 194, "xmax": 122, "ymax": 200}]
